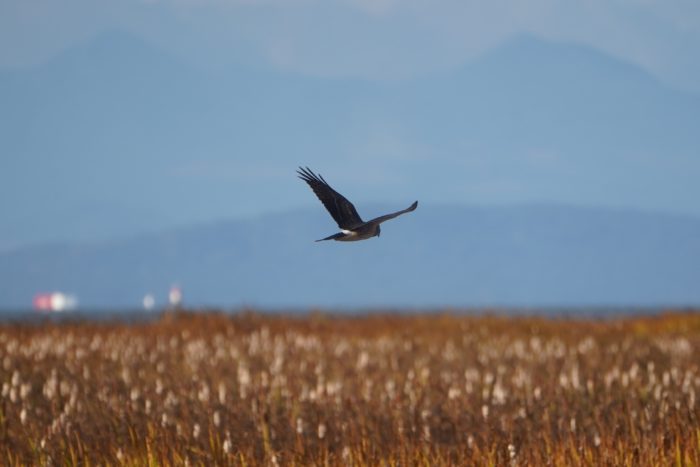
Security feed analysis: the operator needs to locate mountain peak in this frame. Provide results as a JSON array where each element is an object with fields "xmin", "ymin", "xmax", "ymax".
[
  {"xmin": 36, "ymin": 30, "xmax": 184, "ymax": 76},
  {"xmin": 471, "ymin": 33, "xmax": 657, "ymax": 84}
]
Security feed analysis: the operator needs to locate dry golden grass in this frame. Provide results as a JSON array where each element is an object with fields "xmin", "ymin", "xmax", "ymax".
[{"xmin": 1, "ymin": 310, "xmax": 699, "ymax": 465}]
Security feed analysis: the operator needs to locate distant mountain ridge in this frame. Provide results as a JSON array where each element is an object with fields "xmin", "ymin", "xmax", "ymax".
[
  {"xmin": 1, "ymin": 204, "xmax": 699, "ymax": 309},
  {"xmin": 1, "ymin": 32, "xmax": 699, "ymax": 250}
]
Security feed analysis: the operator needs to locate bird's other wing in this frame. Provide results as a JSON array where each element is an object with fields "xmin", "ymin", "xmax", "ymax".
[
  {"xmin": 297, "ymin": 167, "xmax": 364, "ymax": 229},
  {"xmin": 368, "ymin": 201, "xmax": 418, "ymax": 225}
]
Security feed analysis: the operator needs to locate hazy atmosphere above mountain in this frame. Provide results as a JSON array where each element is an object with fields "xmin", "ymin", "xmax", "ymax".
[{"xmin": 2, "ymin": 0, "xmax": 700, "ymax": 93}]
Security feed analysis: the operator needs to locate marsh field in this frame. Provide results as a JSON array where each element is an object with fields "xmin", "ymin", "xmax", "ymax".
[{"xmin": 1, "ymin": 310, "xmax": 699, "ymax": 465}]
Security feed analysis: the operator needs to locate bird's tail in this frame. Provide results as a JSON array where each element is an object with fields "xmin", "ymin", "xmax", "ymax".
[{"xmin": 316, "ymin": 232, "xmax": 345, "ymax": 242}]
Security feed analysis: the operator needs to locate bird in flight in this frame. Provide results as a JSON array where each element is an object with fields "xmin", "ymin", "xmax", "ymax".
[{"xmin": 297, "ymin": 166, "xmax": 418, "ymax": 242}]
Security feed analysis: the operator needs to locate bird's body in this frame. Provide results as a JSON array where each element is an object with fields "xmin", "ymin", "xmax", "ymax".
[
  {"xmin": 297, "ymin": 167, "xmax": 417, "ymax": 242},
  {"xmin": 320, "ymin": 224, "xmax": 379, "ymax": 242}
]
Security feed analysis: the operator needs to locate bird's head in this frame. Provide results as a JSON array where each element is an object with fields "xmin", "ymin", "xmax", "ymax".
[{"xmin": 376, "ymin": 225, "xmax": 381, "ymax": 237}]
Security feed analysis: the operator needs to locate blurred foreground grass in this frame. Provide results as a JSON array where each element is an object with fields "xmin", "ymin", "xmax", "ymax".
[{"xmin": 1, "ymin": 310, "xmax": 699, "ymax": 465}]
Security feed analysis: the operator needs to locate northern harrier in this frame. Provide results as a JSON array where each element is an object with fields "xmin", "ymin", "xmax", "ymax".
[{"xmin": 297, "ymin": 166, "xmax": 418, "ymax": 242}]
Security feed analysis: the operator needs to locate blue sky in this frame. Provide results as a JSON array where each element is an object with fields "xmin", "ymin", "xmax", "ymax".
[{"xmin": 1, "ymin": 0, "xmax": 699, "ymax": 93}]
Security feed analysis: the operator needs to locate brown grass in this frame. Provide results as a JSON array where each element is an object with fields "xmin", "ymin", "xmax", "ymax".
[{"xmin": 1, "ymin": 310, "xmax": 699, "ymax": 465}]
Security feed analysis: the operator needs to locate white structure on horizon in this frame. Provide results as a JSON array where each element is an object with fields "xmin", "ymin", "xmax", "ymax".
[
  {"xmin": 142, "ymin": 293, "xmax": 156, "ymax": 311},
  {"xmin": 168, "ymin": 285, "xmax": 182, "ymax": 308}
]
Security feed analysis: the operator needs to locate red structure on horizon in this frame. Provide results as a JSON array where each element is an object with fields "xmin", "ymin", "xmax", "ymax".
[{"xmin": 32, "ymin": 292, "xmax": 78, "ymax": 312}]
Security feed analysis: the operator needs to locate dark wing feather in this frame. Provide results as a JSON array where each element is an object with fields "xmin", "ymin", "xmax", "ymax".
[
  {"xmin": 368, "ymin": 201, "xmax": 418, "ymax": 225},
  {"xmin": 297, "ymin": 167, "xmax": 364, "ymax": 229}
]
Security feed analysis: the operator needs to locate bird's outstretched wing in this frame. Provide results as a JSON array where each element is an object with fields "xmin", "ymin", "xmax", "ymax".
[
  {"xmin": 297, "ymin": 167, "xmax": 364, "ymax": 229},
  {"xmin": 368, "ymin": 201, "xmax": 418, "ymax": 225}
]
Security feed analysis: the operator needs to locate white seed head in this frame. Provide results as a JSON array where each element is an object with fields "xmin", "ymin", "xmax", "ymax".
[{"xmin": 481, "ymin": 404, "xmax": 489, "ymax": 419}]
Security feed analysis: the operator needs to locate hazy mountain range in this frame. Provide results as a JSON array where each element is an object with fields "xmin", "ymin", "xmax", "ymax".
[
  {"xmin": 1, "ymin": 204, "xmax": 699, "ymax": 310},
  {"xmin": 2, "ymin": 32, "xmax": 699, "ymax": 251}
]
